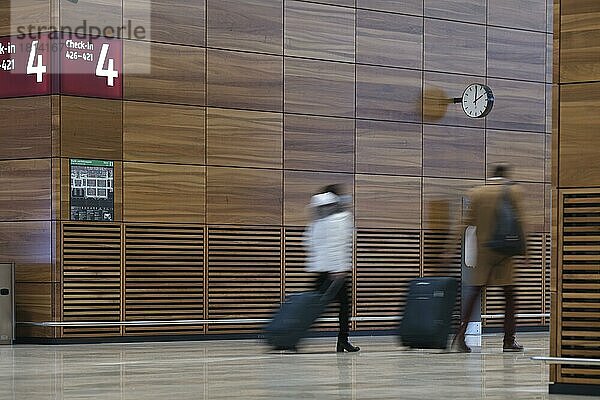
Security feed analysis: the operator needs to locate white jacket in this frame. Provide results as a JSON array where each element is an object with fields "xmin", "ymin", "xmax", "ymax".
[{"xmin": 304, "ymin": 211, "xmax": 353, "ymax": 273}]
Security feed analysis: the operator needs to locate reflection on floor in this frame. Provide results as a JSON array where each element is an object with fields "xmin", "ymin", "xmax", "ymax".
[{"xmin": 0, "ymin": 333, "xmax": 583, "ymax": 399}]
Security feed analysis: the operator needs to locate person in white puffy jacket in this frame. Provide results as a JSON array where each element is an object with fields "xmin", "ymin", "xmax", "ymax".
[{"xmin": 304, "ymin": 186, "xmax": 360, "ymax": 353}]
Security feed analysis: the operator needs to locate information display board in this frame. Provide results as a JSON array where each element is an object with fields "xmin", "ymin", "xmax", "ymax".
[
  {"xmin": 70, "ymin": 159, "xmax": 114, "ymax": 222},
  {"xmin": 0, "ymin": 33, "xmax": 122, "ymax": 99}
]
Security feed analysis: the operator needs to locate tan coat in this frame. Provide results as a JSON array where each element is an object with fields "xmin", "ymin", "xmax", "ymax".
[{"xmin": 466, "ymin": 179, "xmax": 525, "ymax": 286}]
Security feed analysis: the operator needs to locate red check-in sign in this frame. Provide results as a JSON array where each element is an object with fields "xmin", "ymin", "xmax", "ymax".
[{"xmin": 0, "ymin": 32, "xmax": 122, "ymax": 99}]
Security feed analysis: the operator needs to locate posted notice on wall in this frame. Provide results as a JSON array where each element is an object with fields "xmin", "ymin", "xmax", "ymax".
[{"xmin": 70, "ymin": 159, "xmax": 115, "ymax": 222}]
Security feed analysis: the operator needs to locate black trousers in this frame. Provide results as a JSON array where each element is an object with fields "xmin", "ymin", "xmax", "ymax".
[
  {"xmin": 458, "ymin": 285, "xmax": 517, "ymax": 342},
  {"xmin": 314, "ymin": 272, "xmax": 350, "ymax": 341}
]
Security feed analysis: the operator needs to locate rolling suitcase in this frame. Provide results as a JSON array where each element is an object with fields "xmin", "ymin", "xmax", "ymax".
[
  {"xmin": 265, "ymin": 278, "xmax": 343, "ymax": 350},
  {"xmin": 398, "ymin": 277, "xmax": 458, "ymax": 350}
]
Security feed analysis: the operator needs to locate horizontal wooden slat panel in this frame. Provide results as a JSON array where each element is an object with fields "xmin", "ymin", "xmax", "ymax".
[
  {"xmin": 124, "ymin": 225, "xmax": 204, "ymax": 336},
  {"xmin": 484, "ymin": 234, "xmax": 545, "ymax": 328},
  {"xmin": 557, "ymin": 193, "xmax": 600, "ymax": 384},
  {"xmin": 62, "ymin": 224, "xmax": 122, "ymax": 338},
  {"xmin": 207, "ymin": 227, "xmax": 281, "ymax": 333},
  {"xmin": 284, "ymin": 227, "xmax": 338, "ymax": 330},
  {"xmin": 356, "ymin": 229, "xmax": 421, "ymax": 330}
]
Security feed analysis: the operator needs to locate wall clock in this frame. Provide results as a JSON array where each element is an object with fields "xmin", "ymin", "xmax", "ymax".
[{"xmin": 458, "ymin": 83, "xmax": 494, "ymax": 119}]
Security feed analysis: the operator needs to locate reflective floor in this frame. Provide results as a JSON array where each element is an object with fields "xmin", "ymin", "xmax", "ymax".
[{"xmin": 0, "ymin": 333, "xmax": 583, "ymax": 399}]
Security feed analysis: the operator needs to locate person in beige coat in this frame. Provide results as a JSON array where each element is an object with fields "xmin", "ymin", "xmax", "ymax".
[{"xmin": 453, "ymin": 164, "xmax": 526, "ymax": 353}]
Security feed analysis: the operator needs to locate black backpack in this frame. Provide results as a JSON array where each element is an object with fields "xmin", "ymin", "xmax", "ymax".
[{"xmin": 486, "ymin": 185, "xmax": 526, "ymax": 256}]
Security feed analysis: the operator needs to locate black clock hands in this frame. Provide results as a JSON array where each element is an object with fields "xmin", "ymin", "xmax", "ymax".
[
  {"xmin": 474, "ymin": 86, "xmax": 478, "ymax": 104},
  {"xmin": 475, "ymin": 93, "xmax": 485, "ymax": 103}
]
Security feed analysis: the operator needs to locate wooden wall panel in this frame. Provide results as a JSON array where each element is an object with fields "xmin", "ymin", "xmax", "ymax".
[
  {"xmin": 61, "ymin": 97, "xmax": 122, "ymax": 160},
  {"xmin": 284, "ymin": 170, "xmax": 354, "ymax": 226},
  {"xmin": 207, "ymin": 226, "xmax": 281, "ymax": 333},
  {"xmin": 124, "ymin": 41, "xmax": 205, "ymax": 105},
  {"xmin": 284, "ymin": 115, "xmax": 354, "ymax": 173},
  {"xmin": 356, "ymin": 120, "xmax": 422, "ymax": 176},
  {"xmin": 0, "ymin": 97, "xmax": 52, "ymax": 160},
  {"xmin": 15, "ymin": 282, "xmax": 54, "ymax": 323},
  {"xmin": 355, "ymin": 175, "xmax": 421, "ymax": 229},
  {"xmin": 424, "ymin": 19, "xmax": 486, "ymax": 76},
  {"xmin": 356, "ymin": 0, "xmax": 422, "ymax": 15},
  {"xmin": 488, "ymin": 27, "xmax": 547, "ymax": 82},
  {"xmin": 356, "ymin": 65, "xmax": 422, "ymax": 123},
  {"xmin": 424, "ymin": 0, "xmax": 486, "ymax": 24},
  {"xmin": 285, "ymin": 0, "xmax": 355, "ymax": 62},
  {"xmin": 559, "ymin": 1, "xmax": 600, "ymax": 83},
  {"xmin": 123, "ymin": 102, "xmax": 205, "ymax": 165},
  {"xmin": 423, "ymin": 125, "xmax": 485, "ymax": 179},
  {"xmin": 309, "ymin": 0, "xmax": 355, "ymax": 7},
  {"xmin": 559, "ymin": 82, "xmax": 600, "ymax": 187},
  {"xmin": 488, "ymin": 0, "xmax": 547, "ymax": 32},
  {"xmin": 486, "ymin": 79, "xmax": 546, "ymax": 133},
  {"xmin": 285, "ymin": 58, "xmax": 355, "ymax": 118},
  {"xmin": 518, "ymin": 182, "xmax": 546, "ymax": 233},
  {"xmin": 60, "ymin": 0, "xmax": 122, "ymax": 37},
  {"xmin": 207, "ymin": 0, "xmax": 282, "ymax": 54},
  {"xmin": 207, "ymin": 108, "xmax": 282, "ymax": 169},
  {"xmin": 207, "ymin": 49, "xmax": 283, "ymax": 112},
  {"xmin": 0, "ymin": 159, "xmax": 51, "ymax": 221},
  {"xmin": 207, "ymin": 167, "xmax": 282, "ymax": 225},
  {"xmin": 486, "ymin": 130, "xmax": 545, "ymax": 183},
  {"xmin": 123, "ymin": 163, "xmax": 205, "ymax": 223},
  {"xmin": 423, "ymin": 178, "xmax": 482, "ymax": 228},
  {"xmin": 356, "ymin": 10, "xmax": 422, "ymax": 69},
  {"xmin": 0, "ymin": 222, "xmax": 52, "ymax": 282},
  {"xmin": 0, "ymin": 0, "xmax": 49, "ymax": 36},
  {"xmin": 124, "ymin": 0, "xmax": 205, "ymax": 46},
  {"xmin": 423, "ymin": 72, "xmax": 485, "ymax": 128}
]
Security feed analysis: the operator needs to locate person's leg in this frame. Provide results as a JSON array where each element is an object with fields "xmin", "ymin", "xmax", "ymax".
[
  {"xmin": 452, "ymin": 285, "xmax": 482, "ymax": 352},
  {"xmin": 502, "ymin": 285, "xmax": 523, "ymax": 351},
  {"xmin": 335, "ymin": 276, "xmax": 359, "ymax": 352}
]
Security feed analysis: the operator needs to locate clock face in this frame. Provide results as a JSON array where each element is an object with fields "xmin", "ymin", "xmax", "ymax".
[{"xmin": 461, "ymin": 84, "xmax": 494, "ymax": 118}]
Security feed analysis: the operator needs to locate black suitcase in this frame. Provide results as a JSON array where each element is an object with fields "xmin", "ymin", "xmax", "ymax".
[
  {"xmin": 265, "ymin": 278, "xmax": 343, "ymax": 350},
  {"xmin": 398, "ymin": 277, "xmax": 458, "ymax": 350}
]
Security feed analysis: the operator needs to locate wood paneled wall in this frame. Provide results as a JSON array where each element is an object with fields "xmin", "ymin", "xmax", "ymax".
[
  {"xmin": 551, "ymin": 0, "xmax": 600, "ymax": 389},
  {"xmin": 0, "ymin": 0, "xmax": 552, "ymax": 341}
]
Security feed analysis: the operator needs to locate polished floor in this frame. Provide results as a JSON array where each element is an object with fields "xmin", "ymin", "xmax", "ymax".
[{"xmin": 0, "ymin": 333, "xmax": 583, "ymax": 399}]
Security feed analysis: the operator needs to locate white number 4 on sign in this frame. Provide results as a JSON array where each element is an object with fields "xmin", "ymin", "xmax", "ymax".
[
  {"xmin": 96, "ymin": 43, "xmax": 118, "ymax": 87},
  {"xmin": 27, "ymin": 40, "xmax": 46, "ymax": 83}
]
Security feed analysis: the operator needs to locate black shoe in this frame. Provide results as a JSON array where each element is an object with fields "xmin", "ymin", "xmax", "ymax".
[
  {"xmin": 503, "ymin": 340, "xmax": 524, "ymax": 353},
  {"xmin": 337, "ymin": 340, "xmax": 360, "ymax": 353},
  {"xmin": 451, "ymin": 336, "xmax": 472, "ymax": 353},
  {"xmin": 274, "ymin": 346, "xmax": 297, "ymax": 352}
]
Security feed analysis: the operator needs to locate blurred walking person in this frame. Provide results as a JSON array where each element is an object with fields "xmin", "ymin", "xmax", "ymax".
[
  {"xmin": 452, "ymin": 164, "xmax": 526, "ymax": 353},
  {"xmin": 305, "ymin": 185, "xmax": 360, "ymax": 352}
]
